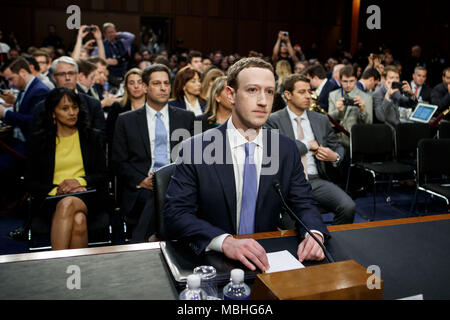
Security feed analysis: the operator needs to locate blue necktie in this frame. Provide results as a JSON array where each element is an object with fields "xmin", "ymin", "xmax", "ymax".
[
  {"xmin": 239, "ymin": 142, "xmax": 258, "ymax": 235},
  {"xmin": 153, "ymin": 112, "xmax": 169, "ymax": 171}
]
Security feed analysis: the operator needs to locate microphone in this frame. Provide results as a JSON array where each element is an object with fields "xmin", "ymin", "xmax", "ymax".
[{"xmin": 272, "ymin": 180, "xmax": 335, "ymax": 263}]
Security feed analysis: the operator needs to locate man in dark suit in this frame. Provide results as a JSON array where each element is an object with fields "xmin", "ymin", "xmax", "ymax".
[
  {"xmin": 32, "ymin": 56, "xmax": 106, "ymax": 136},
  {"xmin": 305, "ymin": 64, "xmax": 339, "ymax": 112},
  {"xmin": 164, "ymin": 58, "xmax": 329, "ymax": 272},
  {"xmin": 410, "ymin": 66, "xmax": 432, "ymax": 103},
  {"xmin": 431, "ymin": 67, "xmax": 450, "ymax": 113},
  {"xmin": 1, "ymin": 57, "xmax": 50, "ymax": 143},
  {"xmin": 266, "ymin": 74, "xmax": 355, "ymax": 226},
  {"xmin": 112, "ymin": 64, "xmax": 195, "ymax": 242},
  {"xmin": 356, "ymin": 68, "xmax": 380, "ymax": 94}
]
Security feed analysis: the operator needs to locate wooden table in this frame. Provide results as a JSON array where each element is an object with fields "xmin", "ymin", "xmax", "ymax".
[{"xmin": 1, "ymin": 214, "xmax": 449, "ymax": 299}]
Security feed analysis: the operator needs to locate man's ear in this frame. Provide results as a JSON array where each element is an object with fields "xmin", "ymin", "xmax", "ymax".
[
  {"xmin": 283, "ymin": 90, "xmax": 291, "ymax": 101},
  {"xmin": 225, "ymin": 86, "xmax": 235, "ymax": 105}
]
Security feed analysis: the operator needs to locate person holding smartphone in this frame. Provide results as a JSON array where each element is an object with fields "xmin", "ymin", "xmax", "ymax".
[{"xmin": 272, "ymin": 31, "xmax": 299, "ymax": 71}]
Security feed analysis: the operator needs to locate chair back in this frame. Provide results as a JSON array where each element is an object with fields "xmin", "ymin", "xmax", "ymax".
[
  {"xmin": 395, "ymin": 122, "xmax": 431, "ymax": 161},
  {"xmin": 438, "ymin": 121, "xmax": 450, "ymax": 139},
  {"xmin": 417, "ymin": 139, "xmax": 450, "ymax": 185},
  {"xmin": 153, "ymin": 163, "xmax": 176, "ymax": 239},
  {"xmin": 350, "ymin": 124, "xmax": 394, "ymax": 163}
]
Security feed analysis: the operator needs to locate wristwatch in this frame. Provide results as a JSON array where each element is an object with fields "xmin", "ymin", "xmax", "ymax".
[{"xmin": 334, "ymin": 154, "xmax": 340, "ymax": 164}]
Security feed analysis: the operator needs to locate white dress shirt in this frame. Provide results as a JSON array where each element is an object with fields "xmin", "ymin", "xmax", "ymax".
[
  {"xmin": 207, "ymin": 117, "xmax": 264, "ymax": 252},
  {"xmin": 286, "ymin": 107, "xmax": 319, "ymax": 176},
  {"xmin": 146, "ymin": 103, "xmax": 171, "ymax": 173},
  {"xmin": 316, "ymin": 78, "xmax": 328, "ymax": 97},
  {"xmin": 184, "ymin": 95, "xmax": 203, "ymax": 116}
]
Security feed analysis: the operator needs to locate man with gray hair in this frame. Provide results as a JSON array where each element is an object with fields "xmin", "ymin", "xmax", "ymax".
[
  {"xmin": 32, "ymin": 56, "xmax": 105, "ymax": 136},
  {"xmin": 410, "ymin": 66, "xmax": 432, "ymax": 103}
]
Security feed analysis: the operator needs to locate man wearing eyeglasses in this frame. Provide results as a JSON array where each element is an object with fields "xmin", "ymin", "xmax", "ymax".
[{"xmin": 328, "ymin": 65, "xmax": 373, "ymax": 148}]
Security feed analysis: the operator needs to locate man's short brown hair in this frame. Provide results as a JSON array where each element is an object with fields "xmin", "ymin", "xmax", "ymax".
[
  {"xmin": 87, "ymin": 56, "xmax": 107, "ymax": 67},
  {"xmin": 76, "ymin": 59, "xmax": 97, "ymax": 77},
  {"xmin": 339, "ymin": 65, "xmax": 356, "ymax": 79},
  {"xmin": 227, "ymin": 57, "xmax": 274, "ymax": 90},
  {"xmin": 383, "ymin": 65, "xmax": 399, "ymax": 78},
  {"xmin": 7, "ymin": 57, "xmax": 31, "ymax": 74},
  {"xmin": 32, "ymin": 50, "xmax": 51, "ymax": 63},
  {"xmin": 282, "ymin": 74, "xmax": 310, "ymax": 93}
]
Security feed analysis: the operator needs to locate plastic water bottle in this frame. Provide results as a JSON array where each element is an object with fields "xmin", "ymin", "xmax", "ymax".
[
  {"xmin": 179, "ymin": 274, "xmax": 208, "ymax": 300},
  {"xmin": 223, "ymin": 269, "xmax": 251, "ymax": 300}
]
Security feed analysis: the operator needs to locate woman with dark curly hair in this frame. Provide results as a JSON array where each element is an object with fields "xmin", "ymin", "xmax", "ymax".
[
  {"xmin": 26, "ymin": 87, "xmax": 108, "ymax": 250},
  {"xmin": 169, "ymin": 66, "xmax": 206, "ymax": 116}
]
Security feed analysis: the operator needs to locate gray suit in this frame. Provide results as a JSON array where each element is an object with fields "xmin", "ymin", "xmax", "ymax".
[
  {"xmin": 373, "ymin": 85, "xmax": 417, "ymax": 126},
  {"xmin": 266, "ymin": 108, "xmax": 355, "ymax": 225},
  {"xmin": 328, "ymin": 87, "xmax": 373, "ymax": 147}
]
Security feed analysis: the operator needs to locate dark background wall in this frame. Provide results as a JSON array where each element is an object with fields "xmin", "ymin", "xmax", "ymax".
[{"xmin": 0, "ymin": 0, "xmax": 448, "ymax": 63}]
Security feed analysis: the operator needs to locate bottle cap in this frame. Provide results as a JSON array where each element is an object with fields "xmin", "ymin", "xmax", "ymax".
[
  {"xmin": 187, "ymin": 274, "xmax": 201, "ymax": 289},
  {"xmin": 230, "ymin": 269, "xmax": 244, "ymax": 284}
]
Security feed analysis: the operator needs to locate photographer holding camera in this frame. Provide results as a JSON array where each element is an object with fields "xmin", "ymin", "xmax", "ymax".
[
  {"xmin": 72, "ymin": 25, "xmax": 106, "ymax": 61},
  {"xmin": 373, "ymin": 65, "xmax": 417, "ymax": 126},
  {"xmin": 329, "ymin": 65, "xmax": 373, "ymax": 147},
  {"xmin": 272, "ymin": 31, "xmax": 299, "ymax": 71}
]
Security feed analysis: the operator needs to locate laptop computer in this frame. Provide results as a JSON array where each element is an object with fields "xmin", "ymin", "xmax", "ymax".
[{"xmin": 409, "ymin": 103, "xmax": 438, "ymax": 123}]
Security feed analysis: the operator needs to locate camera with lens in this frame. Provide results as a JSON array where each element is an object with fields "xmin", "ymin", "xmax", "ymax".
[
  {"xmin": 282, "ymin": 31, "xmax": 289, "ymax": 37},
  {"xmin": 391, "ymin": 82, "xmax": 404, "ymax": 90},
  {"xmin": 343, "ymin": 97, "xmax": 355, "ymax": 106},
  {"xmin": 84, "ymin": 26, "xmax": 96, "ymax": 33}
]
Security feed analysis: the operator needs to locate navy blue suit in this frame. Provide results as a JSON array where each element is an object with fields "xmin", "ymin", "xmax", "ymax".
[
  {"xmin": 317, "ymin": 79, "xmax": 339, "ymax": 112},
  {"xmin": 168, "ymin": 98, "xmax": 206, "ymax": 113},
  {"xmin": 3, "ymin": 77, "xmax": 50, "ymax": 140},
  {"xmin": 164, "ymin": 122, "xmax": 330, "ymax": 255}
]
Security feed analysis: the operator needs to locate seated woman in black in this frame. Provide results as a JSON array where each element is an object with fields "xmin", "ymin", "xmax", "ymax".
[
  {"xmin": 26, "ymin": 88, "xmax": 108, "ymax": 250},
  {"xmin": 196, "ymin": 76, "xmax": 232, "ymax": 132},
  {"xmin": 169, "ymin": 66, "xmax": 206, "ymax": 116}
]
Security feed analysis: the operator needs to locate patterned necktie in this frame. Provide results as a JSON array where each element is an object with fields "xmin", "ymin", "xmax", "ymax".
[
  {"xmin": 296, "ymin": 116, "xmax": 309, "ymax": 180},
  {"xmin": 153, "ymin": 112, "xmax": 169, "ymax": 171},
  {"xmin": 14, "ymin": 91, "xmax": 24, "ymax": 112},
  {"xmin": 239, "ymin": 142, "xmax": 257, "ymax": 235}
]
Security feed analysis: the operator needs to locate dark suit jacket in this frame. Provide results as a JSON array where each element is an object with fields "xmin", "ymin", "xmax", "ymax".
[
  {"xmin": 25, "ymin": 129, "xmax": 108, "ymax": 213},
  {"xmin": 32, "ymin": 91, "xmax": 106, "ymax": 138},
  {"xmin": 373, "ymin": 85, "xmax": 418, "ymax": 126},
  {"xmin": 317, "ymin": 79, "xmax": 339, "ymax": 112},
  {"xmin": 431, "ymin": 82, "xmax": 450, "ymax": 112},
  {"xmin": 265, "ymin": 108, "xmax": 345, "ymax": 180},
  {"xmin": 3, "ymin": 77, "xmax": 50, "ymax": 140},
  {"xmin": 163, "ymin": 122, "xmax": 330, "ymax": 255},
  {"xmin": 169, "ymin": 98, "xmax": 206, "ymax": 113},
  {"xmin": 112, "ymin": 106, "xmax": 195, "ymax": 216},
  {"xmin": 414, "ymin": 84, "xmax": 432, "ymax": 104}
]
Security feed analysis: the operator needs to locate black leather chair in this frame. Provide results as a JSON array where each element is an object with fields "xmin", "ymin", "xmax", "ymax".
[
  {"xmin": 346, "ymin": 124, "xmax": 415, "ymax": 217},
  {"xmin": 152, "ymin": 163, "xmax": 176, "ymax": 240},
  {"xmin": 394, "ymin": 122, "xmax": 431, "ymax": 166},
  {"xmin": 410, "ymin": 139, "xmax": 450, "ymax": 214}
]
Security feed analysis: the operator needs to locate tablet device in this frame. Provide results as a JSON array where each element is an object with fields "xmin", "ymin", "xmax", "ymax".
[
  {"xmin": 39, "ymin": 189, "xmax": 97, "ymax": 211},
  {"xmin": 409, "ymin": 103, "xmax": 438, "ymax": 123}
]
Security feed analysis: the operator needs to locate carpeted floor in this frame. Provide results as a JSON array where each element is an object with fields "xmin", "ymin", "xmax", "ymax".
[{"xmin": 0, "ymin": 186, "xmax": 448, "ymax": 256}]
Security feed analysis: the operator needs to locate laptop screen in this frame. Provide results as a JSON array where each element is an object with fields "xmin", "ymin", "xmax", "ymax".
[{"xmin": 410, "ymin": 103, "xmax": 438, "ymax": 123}]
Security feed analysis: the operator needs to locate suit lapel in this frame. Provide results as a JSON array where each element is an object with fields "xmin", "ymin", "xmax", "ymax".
[
  {"xmin": 136, "ymin": 108, "xmax": 151, "ymax": 159},
  {"xmin": 279, "ymin": 108, "xmax": 296, "ymax": 140},
  {"xmin": 213, "ymin": 123, "xmax": 237, "ymax": 233}
]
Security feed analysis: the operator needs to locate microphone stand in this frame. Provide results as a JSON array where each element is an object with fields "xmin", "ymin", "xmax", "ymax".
[{"xmin": 273, "ymin": 181, "xmax": 335, "ymax": 263}]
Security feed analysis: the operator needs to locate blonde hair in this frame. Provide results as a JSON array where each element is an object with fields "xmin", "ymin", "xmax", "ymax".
[
  {"xmin": 205, "ymin": 76, "xmax": 228, "ymax": 124},
  {"xmin": 200, "ymin": 68, "xmax": 225, "ymax": 101},
  {"xmin": 120, "ymin": 68, "xmax": 143, "ymax": 107},
  {"xmin": 276, "ymin": 60, "xmax": 292, "ymax": 88}
]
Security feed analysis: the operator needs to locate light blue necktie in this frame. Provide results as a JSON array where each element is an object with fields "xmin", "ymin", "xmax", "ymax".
[
  {"xmin": 153, "ymin": 112, "xmax": 169, "ymax": 171},
  {"xmin": 239, "ymin": 142, "xmax": 257, "ymax": 235}
]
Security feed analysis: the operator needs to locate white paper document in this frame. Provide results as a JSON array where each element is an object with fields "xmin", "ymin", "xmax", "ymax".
[{"xmin": 266, "ymin": 250, "xmax": 305, "ymax": 274}]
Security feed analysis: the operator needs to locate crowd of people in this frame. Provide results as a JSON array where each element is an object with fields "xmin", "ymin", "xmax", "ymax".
[{"xmin": 0, "ymin": 22, "xmax": 449, "ymax": 262}]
